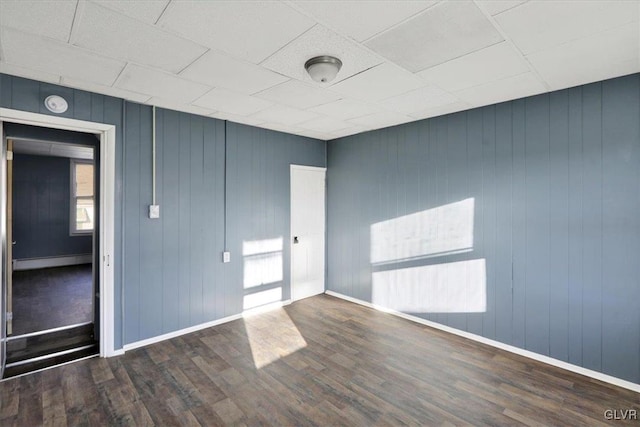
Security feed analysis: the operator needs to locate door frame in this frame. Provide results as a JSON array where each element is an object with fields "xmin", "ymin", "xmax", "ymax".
[
  {"xmin": 0, "ymin": 107, "xmax": 116, "ymax": 357},
  {"xmin": 290, "ymin": 164, "xmax": 326, "ymax": 302}
]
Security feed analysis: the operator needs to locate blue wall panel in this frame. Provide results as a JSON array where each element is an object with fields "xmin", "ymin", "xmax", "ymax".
[
  {"xmin": 1, "ymin": 73, "xmax": 325, "ymax": 350},
  {"xmin": 326, "ymin": 73, "xmax": 640, "ymax": 384},
  {"xmin": 121, "ymin": 107, "xmax": 325, "ymax": 345}
]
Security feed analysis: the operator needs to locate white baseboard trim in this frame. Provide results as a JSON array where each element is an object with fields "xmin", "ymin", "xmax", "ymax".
[
  {"xmin": 13, "ymin": 254, "xmax": 92, "ymax": 271},
  {"xmin": 325, "ymin": 290, "xmax": 640, "ymax": 394},
  {"xmin": 122, "ymin": 299, "xmax": 292, "ymax": 353}
]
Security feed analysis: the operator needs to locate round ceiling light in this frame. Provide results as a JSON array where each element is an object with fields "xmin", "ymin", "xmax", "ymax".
[
  {"xmin": 44, "ymin": 95, "xmax": 68, "ymax": 114},
  {"xmin": 305, "ymin": 55, "xmax": 342, "ymax": 83}
]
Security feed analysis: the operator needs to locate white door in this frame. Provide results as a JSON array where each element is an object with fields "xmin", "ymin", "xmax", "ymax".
[{"xmin": 291, "ymin": 165, "xmax": 325, "ymax": 301}]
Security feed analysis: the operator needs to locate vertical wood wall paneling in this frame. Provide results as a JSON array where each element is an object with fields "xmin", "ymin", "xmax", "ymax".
[
  {"xmin": 326, "ymin": 74, "xmax": 640, "ymax": 384},
  {"xmin": 466, "ymin": 109, "xmax": 484, "ymax": 335},
  {"xmin": 581, "ymin": 83, "xmax": 603, "ymax": 372},
  {"xmin": 510, "ymin": 98, "xmax": 527, "ymax": 349},
  {"xmin": 524, "ymin": 94, "xmax": 551, "ymax": 356},
  {"xmin": 482, "ymin": 106, "xmax": 497, "ymax": 341},
  {"xmin": 160, "ymin": 109, "xmax": 179, "ymax": 334},
  {"xmin": 548, "ymin": 90, "xmax": 570, "ymax": 362},
  {"xmin": 446, "ymin": 112, "xmax": 469, "ymax": 332},
  {"xmin": 601, "ymin": 76, "xmax": 640, "ymax": 381},
  {"xmin": 567, "ymin": 86, "xmax": 584, "ymax": 367},
  {"xmin": 494, "ymin": 102, "xmax": 513, "ymax": 346},
  {"xmin": 123, "ymin": 103, "xmax": 142, "ymax": 344}
]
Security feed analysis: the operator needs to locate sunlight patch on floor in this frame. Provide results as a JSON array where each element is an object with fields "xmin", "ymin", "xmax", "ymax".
[{"xmin": 242, "ymin": 308, "xmax": 307, "ymax": 369}]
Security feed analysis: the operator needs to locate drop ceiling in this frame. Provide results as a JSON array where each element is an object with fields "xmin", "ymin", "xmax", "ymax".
[{"xmin": 0, "ymin": 0, "xmax": 638, "ymax": 141}]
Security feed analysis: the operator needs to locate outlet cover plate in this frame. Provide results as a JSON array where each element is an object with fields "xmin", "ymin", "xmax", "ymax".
[{"xmin": 149, "ymin": 205, "xmax": 160, "ymax": 219}]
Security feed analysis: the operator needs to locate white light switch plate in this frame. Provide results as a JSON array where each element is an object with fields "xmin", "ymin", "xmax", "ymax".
[
  {"xmin": 149, "ymin": 205, "xmax": 160, "ymax": 219},
  {"xmin": 222, "ymin": 251, "xmax": 231, "ymax": 263}
]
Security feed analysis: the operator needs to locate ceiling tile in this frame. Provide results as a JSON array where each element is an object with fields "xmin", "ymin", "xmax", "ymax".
[
  {"xmin": 417, "ymin": 42, "xmax": 530, "ymax": 92},
  {"xmin": 475, "ymin": 0, "xmax": 527, "ymax": 16},
  {"xmin": 260, "ymin": 24, "xmax": 383, "ymax": 85},
  {"xmin": 91, "ymin": 0, "xmax": 170, "ymax": 24},
  {"xmin": 298, "ymin": 116, "xmax": 351, "ymax": 133},
  {"xmin": 290, "ymin": 1, "xmax": 437, "ymax": 42},
  {"xmin": 249, "ymin": 105, "xmax": 319, "ymax": 126},
  {"xmin": 330, "ymin": 63, "xmax": 424, "ymax": 102},
  {"xmin": 527, "ymin": 23, "xmax": 639, "ymax": 91},
  {"xmin": 60, "ymin": 77, "xmax": 151, "ymax": 104},
  {"xmin": 307, "ymin": 98, "xmax": 385, "ymax": 120},
  {"xmin": 255, "ymin": 80, "xmax": 341, "ymax": 109},
  {"xmin": 158, "ymin": 1, "xmax": 314, "ymax": 63},
  {"xmin": 180, "ymin": 50, "xmax": 289, "ymax": 95},
  {"xmin": 331, "ymin": 124, "xmax": 368, "ymax": 139},
  {"xmin": 115, "ymin": 63, "xmax": 210, "ymax": 104},
  {"xmin": 384, "ymin": 85, "xmax": 460, "ymax": 115},
  {"xmin": 146, "ymin": 97, "xmax": 217, "ymax": 117},
  {"xmin": 365, "ymin": 1, "xmax": 503, "ymax": 72},
  {"xmin": 409, "ymin": 100, "xmax": 472, "ymax": 120},
  {"xmin": 495, "ymin": 1, "xmax": 639, "ymax": 55},
  {"xmin": 258, "ymin": 122, "xmax": 323, "ymax": 138},
  {"xmin": 259, "ymin": 122, "xmax": 300, "ymax": 133},
  {"xmin": 0, "ymin": 61, "xmax": 61, "ymax": 85},
  {"xmin": 454, "ymin": 72, "xmax": 547, "ymax": 108},
  {"xmin": 193, "ymin": 88, "xmax": 273, "ymax": 116},
  {"xmin": 211, "ymin": 112, "xmax": 267, "ymax": 128},
  {"xmin": 0, "ymin": 0, "xmax": 76, "ymax": 42},
  {"xmin": 347, "ymin": 111, "xmax": 414, "ymax": 130},
  {"xmin": 1, "ymin": 28, "xmax": 125, "ymax": 86},
  {"xmin": 73, "ymin": 2, "xmax": 207, "ymax": 74}
]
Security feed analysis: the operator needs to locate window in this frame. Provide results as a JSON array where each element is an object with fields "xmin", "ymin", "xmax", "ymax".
[{"xmin": 71, "ymin": 159, "xmax": 94, "ymax": 235}]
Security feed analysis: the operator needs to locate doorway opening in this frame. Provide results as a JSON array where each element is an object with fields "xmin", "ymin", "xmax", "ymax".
[
  {"xmin": 0, "ymin": 108, "xmax": 116, "ymax": 380},
  {"xmin": 2, "ymin": 124, "xmax": 100, "ymax": 378}
]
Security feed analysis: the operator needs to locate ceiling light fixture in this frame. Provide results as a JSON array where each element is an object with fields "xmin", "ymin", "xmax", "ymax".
[
  {"xmin": 305, "ymin": 55, "xmax": 342, "ymax": 83},
  {"xmin": 44, "ymin": 95, "xmax": 68, "ymax": 114}
]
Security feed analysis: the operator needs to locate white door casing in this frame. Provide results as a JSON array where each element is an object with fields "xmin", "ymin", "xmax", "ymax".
[{"xmin": 0, "ymin": 108, "xmax": 117, "ymax": 358}]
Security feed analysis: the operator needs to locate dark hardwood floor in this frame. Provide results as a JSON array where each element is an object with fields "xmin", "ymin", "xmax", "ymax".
[
  {"xmin": 1, "ymin": 294, "xmax": 638, "ymax": 426},
  {"xmin": 12, "ymin": 264, "xmax": 93, "ymax": 335}
]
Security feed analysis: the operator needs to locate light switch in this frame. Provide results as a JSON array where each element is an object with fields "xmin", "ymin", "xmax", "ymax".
[
  {"xmin": 222, "ymin": 251, "xmax": 231, "ymax": 263},
  {"xmin": 149, "ymin": 205, "xmax": 160, "ymax": 219}
]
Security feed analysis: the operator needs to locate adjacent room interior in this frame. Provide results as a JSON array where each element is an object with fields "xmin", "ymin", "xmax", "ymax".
[
  {"xmin": 0, "ymin": 0, "xmax": 639, "ymax": 425},
  {"xmin": 3, "ymin": 124, "xmax": 100, "ymax": 377}
]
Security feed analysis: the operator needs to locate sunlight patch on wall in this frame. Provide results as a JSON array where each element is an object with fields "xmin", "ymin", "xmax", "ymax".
[
  {"xmin": 243, "ymin": 309, "xmax": 307, "ymax": 369},
  {"xmin": 370, "ymin": 198, "xmax": 474, "ymax": 264},
  {"xmin": 372, "ymin": 259, "xmax": 486, "ymax": 313},
  {"xmin": 243, "ymin": 237, "xmax": 283, "ymax": 289}
]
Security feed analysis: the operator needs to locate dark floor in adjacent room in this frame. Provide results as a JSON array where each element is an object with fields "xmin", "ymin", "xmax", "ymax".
[
  {"xmin": 12, "ymin": 264, "xmax": 93, "ymax": 335},
  {"xmin": 1, "ymin": 294, "xmax": 638, "ymax": 426}
]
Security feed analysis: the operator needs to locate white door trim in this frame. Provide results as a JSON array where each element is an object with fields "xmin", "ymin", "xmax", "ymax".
[
  {"xmin": 0, "ymin": 107, "xmax": 117, "ymax": 357},
  {"xmin": 290, "ymin": 164, "xmax": 326, "ymax": 302}
]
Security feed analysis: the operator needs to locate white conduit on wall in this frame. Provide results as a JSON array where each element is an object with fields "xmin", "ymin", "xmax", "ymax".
[{"xmin": 152, "ymin": 105, "xmax": 156, "ymax": 206}]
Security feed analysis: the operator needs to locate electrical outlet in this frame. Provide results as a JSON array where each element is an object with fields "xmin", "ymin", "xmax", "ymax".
[
  {"xmin": 222, "ymin": 251, "xmax": 231, "ymax": 263},
  {"xmin": 149, "ymin": 205, "xmax": 160, "ymax": 219}
]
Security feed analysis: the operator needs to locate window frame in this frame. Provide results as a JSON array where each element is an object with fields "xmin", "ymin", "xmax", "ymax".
[{"xmin": 70, "ymin": 158, "xmax": 95, "ymax": 236}]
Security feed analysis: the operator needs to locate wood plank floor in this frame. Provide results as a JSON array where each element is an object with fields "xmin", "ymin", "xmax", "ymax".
[{"xmin": 1, "ymin": 294, "xmax": 638, "ymax": 426}]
